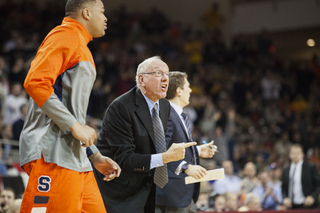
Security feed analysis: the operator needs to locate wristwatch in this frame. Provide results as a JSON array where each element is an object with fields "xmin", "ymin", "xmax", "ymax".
[{"xmin": 181, "ymin": 164, "xmax": 189, "ymax": 173}]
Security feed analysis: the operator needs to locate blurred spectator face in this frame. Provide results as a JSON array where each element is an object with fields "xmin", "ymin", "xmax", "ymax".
[
  {"xmin": 215, "ymin": 126, "xmax": 222, "ymax": 138},
  {"xmin": 2, "ymin": 125, "xmax": 13, "ymax": 139},
  {"xmin": 11, "ymin": 83, "xmax": 22, "ymax": 97},
  {"xmin": 225, "ymin": 192, "xmax": 238, "ymax": 211},
  {"xmin": 269, "ymin": 164, "xmax": 281, "ymax": 181},
  {"xmin": 196, "ymin": 192, "xmax": 209, "ymax": 210},
  {"xmin": 289, "ymin": 146, "xmax": 304, "ymax": 163},
  {"xmin": 244, "ymin": 162, "xmax": 256, "ymax": 178},
  {"xmin": 0, "ymin": 189, "xmax": 15, "ymax": 211},
  {"xmin": 222, "ymin": 160, "xmax": 233, "ymax": 176},
  {"xmin": 259, "ymin": 172, "xmax": 269, "ymax": 187},
  {"xmin": 214, "ymin": 195, "xmax": 226, "ymax": 212},
  {"xmin": 12, "ymin": 58, "xmax": 24, "ymax": 72},
  {"xmin": 247, "ymin": 196, "xmax": 261, "ymax": 211},
  {"xmin": 21, "ymin": 104, "xmax": 28, "ymax": 118},
  {"xmin": 292, "ymin": 131, "xmax": 301, "ymax": 143}
]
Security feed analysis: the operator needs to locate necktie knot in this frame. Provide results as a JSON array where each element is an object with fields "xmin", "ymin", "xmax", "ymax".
[
  {"xmin": 181, "ymin": 112, "xmax": 187, "ymax": 120},
  {"xmin": 153, "ymin": 103, "xmax": 159, "ymax": 112}
]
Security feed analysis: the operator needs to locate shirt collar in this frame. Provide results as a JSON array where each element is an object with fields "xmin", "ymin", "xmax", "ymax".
[
  {"xmin": 140, "ymin": 91, "xmax": 159, "ymax": 116},
  {"xmin": 169, "ymin": 101, "xmax": 183, "ymax": 116},
  {"xmin": 62, "ymin": 17, "xmax": 93, "ymax": 45},
  {"xmin": 291, "ymin": 159, "xmax": 303, "ymax": 168}
]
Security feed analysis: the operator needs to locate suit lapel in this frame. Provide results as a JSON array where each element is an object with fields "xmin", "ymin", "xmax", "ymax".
[
  {"xmin": 135, "ymin": 88, "xmax": 155, "ymax": 142},
  {"xmin": 159, "ymin": 99, "xmax": 169, "ymax": 133},
  {"xmin": 171, "ymin": 107, "xmax": 190, "ymax": 141},
  {"xmin": 301, "ymin": 161, "xmax": 306, "ymax": 188},
  {"xmin": 171, "ymin": 106, "xmax": 198, "ymax": 162}
]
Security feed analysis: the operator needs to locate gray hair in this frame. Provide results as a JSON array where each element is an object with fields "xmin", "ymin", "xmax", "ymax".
[
  {"xmin": 135, "ymin": 56, "xmax": 161, "ymax": 87},
  {"xmin": 244, "ymin": 193, "xmax": 260, "ymax": 205}
]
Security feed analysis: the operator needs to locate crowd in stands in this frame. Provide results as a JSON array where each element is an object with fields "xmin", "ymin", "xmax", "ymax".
[{"xmin": 0, "ymin": 0, "xmax": 320, "ymax": 212}]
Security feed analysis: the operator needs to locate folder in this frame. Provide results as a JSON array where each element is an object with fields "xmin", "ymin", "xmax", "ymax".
[{"xmin": 185, "ymin": 168, "xmax": 225, "ymax": 184}]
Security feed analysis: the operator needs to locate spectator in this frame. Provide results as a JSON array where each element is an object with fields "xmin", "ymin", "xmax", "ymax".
[
  {"xmin": 282, "ymin": 144, "xmax": 320, "ymax": 209},
  {"xmin": 3, "ymin": 83, "xmax": 27, "ymax": 125},
  {"xmin": 208, "ymin": 109, "xmax": 235, "ymax": 165},
  {"xmin": 0, "ymin": 188, "xmax": 15, "ymax": 213},
  {"xmin": 213, "ymin": 160, "xmax": 241, "ymax": 194},
  {"xmin": 1, "ymin": 124, "xmax": 13, "ymax": 161},
  {"xmin": 223, "ymin": 191, "xmax": 239, "ymax": 211},
  {"xmin": 241, "ymin": 162, "xmax": 259, "ymax": 194},
  {"xmin": 213, "ymin": 195, "xmax": 226, "ymax": 212},
  {"xmin": 0, "ymin": 144, "xmax": 7, "ymax": 176},
  {"xmin": 12, "ymin": 103, "xmax": 27, "ymax": 141},
  {"xmin": 268, "ymin": 162, "xmax": 282, "ymax": 189},
  {"xmin": 253, "ymin": 171, "xmax": 282, "ymax": 210},
  {"xmin": 201, "ymin": 3, "xmax": 224, "ymax": 30},
  {"xmin": 238, "ymin": 193, "xmax": 262, "ymax": 212}
]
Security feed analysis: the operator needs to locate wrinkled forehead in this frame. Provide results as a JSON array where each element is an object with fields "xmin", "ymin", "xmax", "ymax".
[{"xmin": 148, "ymin": 60, "xmax": 169, "ymax": 71}]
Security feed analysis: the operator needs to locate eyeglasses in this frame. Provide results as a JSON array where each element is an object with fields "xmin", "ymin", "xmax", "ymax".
[{"xmin": 140, "ymin": 71, "xmax": 170, "ymax": 77}]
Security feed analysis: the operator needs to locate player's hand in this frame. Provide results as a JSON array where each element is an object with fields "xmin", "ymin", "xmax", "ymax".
[
  {"xmin": 185, "ymin": 165, "xmax": 207, "ymax": 179},
  {"xmin": 199, "ymin": 140, "xmax": 217, "ymax": 158},
  {"xmin": 70, "ymin": 121, "xmax": 96, "ymax": 147},
  {"xmin": 91, "ymin": 152, "xmax": 121, "ymax": 181},
  {"xmin": 162, "ymin": 142, "xmax": 197, "ymax": 164}
]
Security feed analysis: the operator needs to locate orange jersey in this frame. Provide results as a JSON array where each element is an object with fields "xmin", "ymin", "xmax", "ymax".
[{"xmin": 20, "ymin": 17, "xmax": 99, "ymax": 172}]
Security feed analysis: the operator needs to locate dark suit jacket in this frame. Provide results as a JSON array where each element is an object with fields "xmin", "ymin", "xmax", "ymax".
[
  {"xmin": 281, "ymin": 160, "xmax": 320, "ymax": 205},
  {"xmin": 156, "ymin": 106, "xmax": 200, "ymax": 208},
  {"xmin": 94, "ymin": 87, "xmax": 170, "ymax": 213}
]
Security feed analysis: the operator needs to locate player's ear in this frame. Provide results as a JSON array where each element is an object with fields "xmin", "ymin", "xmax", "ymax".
[{"xmin": 82, "ymin": 8, "xmax": 91, "ymax": 20}]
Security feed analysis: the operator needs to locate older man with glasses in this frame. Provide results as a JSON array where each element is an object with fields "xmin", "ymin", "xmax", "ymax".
[{"xmin": 94, "ymin": 56, "xmax": 196, "ymax": 213}]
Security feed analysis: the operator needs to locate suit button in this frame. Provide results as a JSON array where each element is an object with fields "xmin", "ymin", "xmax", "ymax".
[
  {"xmin": 146, "ymin": 183, "xmax": 151, "ymax": 187},
  {"xmin": 191, "ymin": 159, "xmax": 194, "ymax": 162}
]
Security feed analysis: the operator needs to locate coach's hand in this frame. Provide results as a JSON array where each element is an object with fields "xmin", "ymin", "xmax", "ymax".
[
  {"xmin": 162, "ymin": 142, "xmax": 197, "ymax": 164},
  {"xmin": 90, "ymin": 152, "xmax": 121, "ymax": 181},
  {"xmin": 199, "ymin": 140, "xmax": 217, "ymax": 158},
  {"xmin": 70, "ymin": 121, "xmax": 97, "ymax": 147},
  {"xmin": 185, "ymin": 165, "xmax": 207, "ymax": 179}
]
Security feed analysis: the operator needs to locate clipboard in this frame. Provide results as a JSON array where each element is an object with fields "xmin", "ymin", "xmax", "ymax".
[{"xmin": 185, "ymin": 168, "xmax": 225, "ymax": 184}]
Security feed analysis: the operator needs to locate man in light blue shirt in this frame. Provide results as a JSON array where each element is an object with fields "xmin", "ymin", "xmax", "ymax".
[
  {"xmin": 213, "ymin": 160, "xmax": 241, "ymax": 194},
  {"xmin": 253, "ymin": 171, "xmax": 282, "ymax": 210}
]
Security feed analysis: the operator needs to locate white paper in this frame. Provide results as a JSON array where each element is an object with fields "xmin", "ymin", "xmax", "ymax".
[{"xmin": 185, "ymin": 168, "xmax": 225, "ymax": 184}]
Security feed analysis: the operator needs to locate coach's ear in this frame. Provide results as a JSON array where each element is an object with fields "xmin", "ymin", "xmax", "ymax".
[{"xmin": 176, "ymin": 87, "xmax": 182, "ymax": 97}]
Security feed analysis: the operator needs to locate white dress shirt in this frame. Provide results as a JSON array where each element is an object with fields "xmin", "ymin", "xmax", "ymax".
[
  {"xmin": 169, "ymin": 102, "xmax": 201, "ymax": 174},
  {"xmin": 141, "ymin": 92, "xmax": 164, "ymax": 169},
  {"xmin": 289, "ymin": 160, "xmax": 305, "ymax": 204}
]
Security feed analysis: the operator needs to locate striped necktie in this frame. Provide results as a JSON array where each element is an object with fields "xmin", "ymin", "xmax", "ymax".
[
  {"xmin": 289, "ymin": 164, "xmax": 296, "ymax": 202},
  {"xmin": 152, "ymin": 103, "xmax": 168, "ymax": 188},
  {"xmin": 181, "ymin": 112, "xmax": 197, "ymax": 165},
  {"xmin": 181, "ymin": 112, "xmax": 193, "ymax": 141}
]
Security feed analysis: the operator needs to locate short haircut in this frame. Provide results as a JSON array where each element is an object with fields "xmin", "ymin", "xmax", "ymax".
[
  {"xmin": 290, "ymin": 144, "xmax": 303, "ymax": 152},
  {"xmin": 135, "ymin": 56, "xmax": 161, "ymax": 86},
  {"xmin": 166, "ymin": 71, "xmax": 187, "ymax": 100},
  {"xmin": 1, "ymin": 187, "xmax": 16, "ymax": 199},
  {"xmin": 65, "ymin": 0, "xmax": 97, "ymax": 16}
]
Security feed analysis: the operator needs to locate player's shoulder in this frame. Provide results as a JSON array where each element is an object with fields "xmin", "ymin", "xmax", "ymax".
[{"xmin": 46, "ymin": 24, "xmax": 80, "ymax": 43}]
